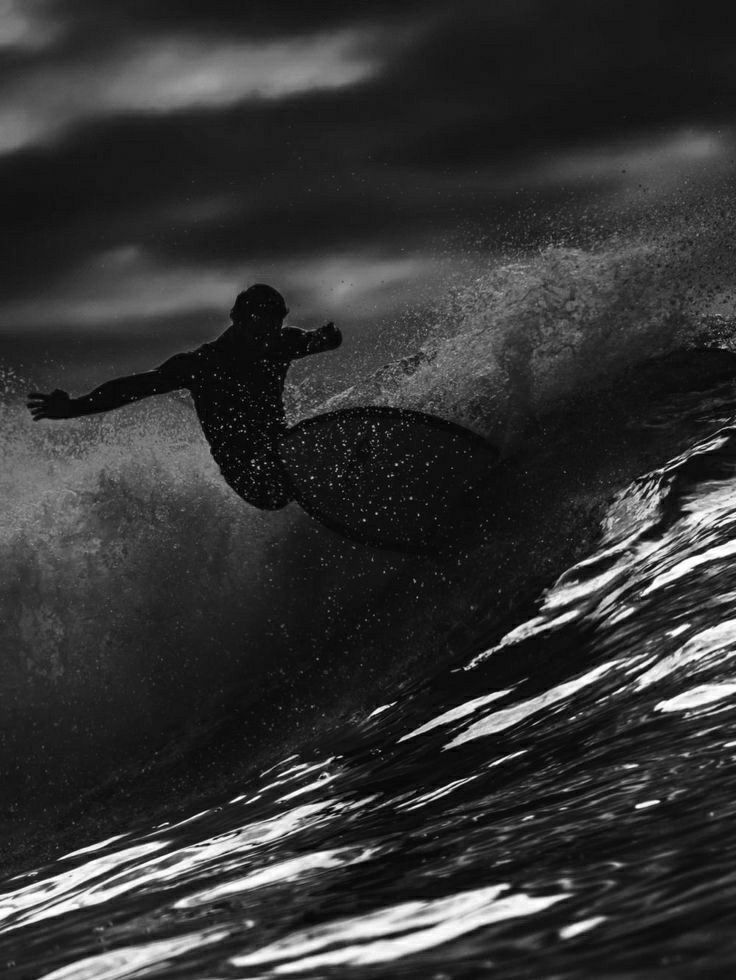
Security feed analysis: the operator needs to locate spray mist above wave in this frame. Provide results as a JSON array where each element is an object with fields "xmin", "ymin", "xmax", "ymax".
[
  {"xmin": 317, "ymin": 195, "xmax": 736, "ymax": 445},
  {"xmin": 1, "ymin": 398, "xmax": 291, "ymax": 761},
  {"xmin": 0, "ymin": 388, "xmax": 407, "ymax": 804}
]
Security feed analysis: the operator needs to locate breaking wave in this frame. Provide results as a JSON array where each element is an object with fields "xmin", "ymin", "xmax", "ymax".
[{"xmin": 3, "ymin": 209, "xmax": 736, "ymax": 808}]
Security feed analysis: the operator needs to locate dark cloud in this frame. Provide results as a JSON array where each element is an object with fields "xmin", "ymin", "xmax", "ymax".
[
  {"xmin": 375, "ymin": 1, "xmax": 736, "ymax": 166},
  {"xmin": 53, "ymin": 0, "xmax": 432, "ymax": 39},
  {"xmin": 2, "ymin": 0, "xmax": 736, "ymax": 345}
]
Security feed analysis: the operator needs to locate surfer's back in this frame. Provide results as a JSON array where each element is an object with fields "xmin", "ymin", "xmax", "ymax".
[{"xmin": 156, "ymin": 323, "xmax": 342, "ymax": 494}]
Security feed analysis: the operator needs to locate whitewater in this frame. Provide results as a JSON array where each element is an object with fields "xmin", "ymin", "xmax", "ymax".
[{"xmin": 5, "ymin": 198, "xmax": 736, "ymax": 977}]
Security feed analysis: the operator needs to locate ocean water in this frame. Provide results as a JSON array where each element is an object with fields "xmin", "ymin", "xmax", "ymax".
[{"xmin": 5, "ymin": 215, "xmax": 736, "ymax": 977}]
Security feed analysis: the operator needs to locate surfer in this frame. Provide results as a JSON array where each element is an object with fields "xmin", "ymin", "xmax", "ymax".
[{"xmin": 26, "ymin": 284, "xmax": 342, "ymax": 510}]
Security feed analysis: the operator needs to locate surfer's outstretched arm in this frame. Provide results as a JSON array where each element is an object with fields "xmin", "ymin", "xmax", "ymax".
[{"xmin": 27, "ymin": 370, "xmax": 181, "ymax": 421}]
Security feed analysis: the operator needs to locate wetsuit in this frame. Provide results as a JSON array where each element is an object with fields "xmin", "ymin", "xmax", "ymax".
[{"xmin": 158, "ymin": 325, "xmax": 341, "ymax": 509}]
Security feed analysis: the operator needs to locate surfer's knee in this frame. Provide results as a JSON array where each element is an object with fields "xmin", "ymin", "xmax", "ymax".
[
  {"xmin": 227, "ymin": 477, "xmax": 292, "ymax": 510},
  {"xmin": 249, "ymin": 492, "xmax": 291, "ymax": 511}
]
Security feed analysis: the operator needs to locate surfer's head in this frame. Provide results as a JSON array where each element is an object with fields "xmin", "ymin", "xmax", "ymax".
[{"xmin": 230, "ymin": 284, "xmax": 288, "ymax": 334}]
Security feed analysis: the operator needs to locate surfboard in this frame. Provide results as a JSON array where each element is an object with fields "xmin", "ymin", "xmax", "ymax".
[{"xmin": 279, "ymin": 407, "xmax": 499, "ymax": 552}]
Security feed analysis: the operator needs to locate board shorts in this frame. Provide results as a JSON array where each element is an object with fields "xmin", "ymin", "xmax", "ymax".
[{"xmin": 218, "ymin": 428, "xmax": 293, "ymax": 511}]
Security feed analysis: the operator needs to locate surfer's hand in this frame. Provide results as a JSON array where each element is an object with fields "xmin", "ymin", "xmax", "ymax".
[
  {"xmin": 27, "ymin": 389, "xmax": 74, "ymax": 421},
  {"xmin": 320, "ymin": 321, "xmax": 342, "ymax": 348}
]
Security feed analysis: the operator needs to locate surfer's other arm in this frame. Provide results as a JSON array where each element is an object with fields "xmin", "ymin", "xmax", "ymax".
[
  {"xmin": 27, "ymin": 370, "xmax": 181, "ymax": 421},
  {"xmin": 281, "ymin": 322, "xmax": 342, "ymax": 359}
]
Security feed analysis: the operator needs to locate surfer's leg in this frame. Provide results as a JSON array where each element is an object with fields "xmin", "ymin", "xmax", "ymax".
[{"xmin": 246, "ymin": 484, "xmax": 292, "ymax": 511}]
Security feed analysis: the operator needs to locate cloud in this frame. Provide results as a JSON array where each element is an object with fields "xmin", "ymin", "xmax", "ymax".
[
  {"xmin": 524, "ymin": 130, "xmax": 732, "ymax": 188},
  {"xmin": 0, "ymin": 246, "xmax": 239, "ymax": 329},
  {"xmin": 443, "ymin": 129, "xmax": 735, "ymax": 198},
  {"xmin": 104, "ymin": 32, "xmax": 380, "ymax": 107},
  {"xmin": 0, "ymin": 0, "xmax": 61, "ymax": 51},
  {"xmin": 280, "ymin": 253, "xmax": 446, "ymax": 320},
  {"xmin": 0, "ymin": 28, "xmax": 383, "ymax": 153},
  {"xmin": 3, "ymin": 0, "xmax": 736, "ymax": 356},
  {"xmin": 51, "ymin": 0, "xmax": 431, "ymax": 41},
  {"xmin": 0, "ymin": 244, "xmax": 445, "ymax": 333},
  {"xmin": 0, "ymin": 110, "xmax": 730, "ymax": 333}
]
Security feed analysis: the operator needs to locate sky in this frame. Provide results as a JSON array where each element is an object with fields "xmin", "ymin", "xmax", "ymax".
[{"xmin": 1, "ymin": 0, "xmax": 735, "ymax": 385}]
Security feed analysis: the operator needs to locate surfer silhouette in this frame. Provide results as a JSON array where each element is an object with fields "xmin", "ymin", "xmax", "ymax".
[{"xmin": 26, "ymin": 284, "xmax": 342, "ymax": 510}]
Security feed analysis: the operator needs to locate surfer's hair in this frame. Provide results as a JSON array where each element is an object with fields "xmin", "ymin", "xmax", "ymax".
[{"xmin": 231, "ymin": 284, "xmax": 287, "ymax": 322}]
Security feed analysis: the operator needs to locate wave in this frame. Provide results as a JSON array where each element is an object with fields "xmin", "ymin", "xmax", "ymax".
[
  {"xmin": 317, "ymin": 233, "xmax": 736, "ymax": 447},
  {"xmin": 4, "ymin": 224, "xmax": 736, "ymax": 812}
]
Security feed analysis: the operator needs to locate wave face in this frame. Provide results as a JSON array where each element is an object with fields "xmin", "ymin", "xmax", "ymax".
[
  {"xmin": 6, "ymin": 177, "xmax": 736, "ymax": 976},
  {"xmin": 5, "ymin": 372, "xmax": 736, "ymax": 977}
]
